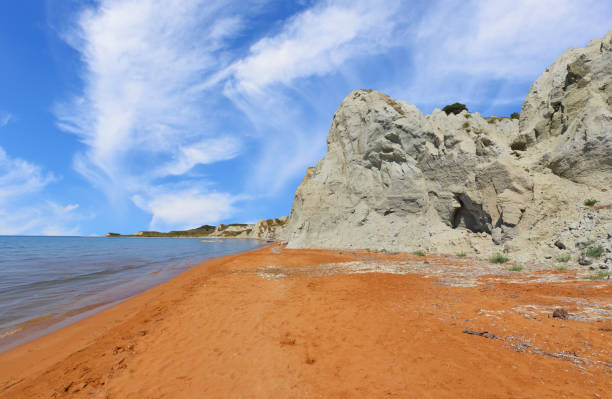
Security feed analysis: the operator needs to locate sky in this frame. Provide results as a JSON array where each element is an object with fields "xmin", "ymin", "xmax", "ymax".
[{"xmin": 0, "ymin": 0, "xmax": 610, "ymax": 236}]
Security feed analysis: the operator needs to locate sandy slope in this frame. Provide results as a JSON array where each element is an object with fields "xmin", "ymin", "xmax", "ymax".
[{"xmin": 0, "ymin": 246, "xmax": 610, "ymax": 398}]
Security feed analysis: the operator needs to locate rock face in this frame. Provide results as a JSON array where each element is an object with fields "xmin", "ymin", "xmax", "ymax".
[
  {"xmin": 516, "ymin": 30, "xmax": 612, "ymax": 189},
  {"xmin": 283, "ymin": 30, "xmax": 612, "ymax": 264},
  {"xmin": 207, "ymin": 217, "xmax": 288, "ymax": 240},
  {"xmin": 248, "ymin": 217, "xmax": 288, "ymax": 240}
]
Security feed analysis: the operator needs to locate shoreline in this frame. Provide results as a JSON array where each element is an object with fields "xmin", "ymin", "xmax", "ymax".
[
  {"xmin": 0, "ymin": 240, "xmax": 272, "ymax": 354},
  {"xmin": 1, "ymin": 245, "xmax": 610, "ymax": 398}
]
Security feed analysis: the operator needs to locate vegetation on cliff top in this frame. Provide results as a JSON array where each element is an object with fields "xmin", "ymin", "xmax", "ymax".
[
  {"xmin": 107, "ymin": 225, "xmax": 216, "ymax": 238},
  {"xmin": 442, "ymin": 102, "xmax": 468, "ymax": 115}
]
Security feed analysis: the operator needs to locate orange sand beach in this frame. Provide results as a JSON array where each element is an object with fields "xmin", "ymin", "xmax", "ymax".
[{"xmin": 0, "ymin": 245, "xmax": 610, "ymax": 398}]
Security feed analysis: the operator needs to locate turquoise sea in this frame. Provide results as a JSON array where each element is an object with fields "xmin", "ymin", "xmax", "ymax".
[{"xmin": 0, "ymin": 236, "xmax": 266, "ymax": 351}]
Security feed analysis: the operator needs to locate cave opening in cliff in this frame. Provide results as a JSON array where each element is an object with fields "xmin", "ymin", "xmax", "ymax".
[{"xmin": 451, "ymin": 194, "xmax": 492, "ymax": 234}]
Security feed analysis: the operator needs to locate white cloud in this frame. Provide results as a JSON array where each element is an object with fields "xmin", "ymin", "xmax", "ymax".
[
  {"xmin": 52, "ymin": 202, "xmax": 79, "ymax": 214},
  {"xmin": 222, "ymin": 0, "xmax": 404, "ymax": 193},
  {"xmin": 0, "ymin": 201, "xmax": 84, "ymax": 236},
  {"xmin": 0, "ymin": 147, "xmax": 55, "ymax": 203},
  {"xmin": 400, "ymin": 0, "xmax": 612, "ymax": 108},
  {"xmin": 52, "ymin": 0, "xmax": 612, "ymax": 230},
  {"xmin": 54, "ymin": 0, "xmax": 406, "ymax": 221},
  {"xmin": 0, "ymin": 112, "xmax": 11, "ymax": 127},
  {"xmin": 226, "ymin": 0, "xmax": 401, "ymax": 96},
  {"xmin": 0, "ymin": 146, "xmax": 84, "ymax": 235},
  {"xmin": 58, "ymin": 0, "xmax": 243, "ymax": 174},
  {"xmin": 56, "ymin": 0, "xmax": 256, "ymax": 227},
  {"xmin": 222, "ymin": 0, "xmax": 612, "ymax": 194},
  {"xmin": 155, "ymin": 136, "xmax": 241, "ymax": 177},
  {"xmin": 132, "ymin": 188, "xmax": 239, "ymax": 231}
]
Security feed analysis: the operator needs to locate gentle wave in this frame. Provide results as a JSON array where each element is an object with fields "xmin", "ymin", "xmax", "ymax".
[
  {"xmin": 0, "ymin": 263, "xmax": 151, "ymax": 296},
  {"xmin": 0, "ymin": 236, "xmax": 266, "ymax": 352},
  {"xmin": 0, "ymin": 313, "xmax": 58, "ymax": 339}
]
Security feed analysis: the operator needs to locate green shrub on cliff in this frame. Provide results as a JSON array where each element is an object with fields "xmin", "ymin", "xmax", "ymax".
[{"xmin": 442, "ymin": 103, "xmax": 468, "ymax": 115}]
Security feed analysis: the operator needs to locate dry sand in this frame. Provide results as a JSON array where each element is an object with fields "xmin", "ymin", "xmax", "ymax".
[{"xmin": 0, "ymin": 245, "xmax": 610, "ymax": 398}]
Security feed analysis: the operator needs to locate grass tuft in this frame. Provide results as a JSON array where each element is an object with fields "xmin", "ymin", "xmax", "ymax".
[
  {"xmin": 554, "ymin": 265, "xmax": 568, "ymax": 271},
  {"xmin": 507, "ymin": 264, "xmax": 523, "ymax": 272},
  {"xmin": 556, "ymin": 254, "xmax": 571, "ymax": 262},
  {"xmin": 456, "ymin": 252, "xmax": 467, "ymax": 257},
  {"xmin": 413, "ymin": 250, "xmax": 426, "ymax": 257},
  {"xmin": 489, "ymin": 253, "xmax": 510, "ymax": 264},
  {"xmin": 583, "ymin": 199, "xmax": 598, "ymax": 206},
  {"xmin": 584, "ymin": 271, "xmax": 610, "ymax": 280},
  {"xmin": 585, "ymin": 245, "xmax": 604, "ymax": 258}
]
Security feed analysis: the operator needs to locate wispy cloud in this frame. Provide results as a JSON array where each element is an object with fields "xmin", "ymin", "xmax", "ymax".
[
  {"xmin": 0, "ymin": 146, "xmax": 84, "ymax": 235},
  {"xmin": 221, "ymin": 0, "xmax": 612, "ymax": 193},
  {"xmin": 0, "ymin": 112, "xmax": 12, "ymax": 127},
  {"xmin": 58, "ymin": 0, "xmax": 243, "ymax": 172},
  {"xmin": 225, "ymin": 0, "xmax": 401, "ymax": 95},
  {"xmin": 0, "ymin": 201, "xmax": 84, "ymax": 236},
  {"xmin": 400, "ymin": 0, "xmax": 612, "ymax": 110},
  {"xmin": 58, "ymin": 0, "xmax": 408, "ymax": 214},
  {"xmin": 132, "ymin": 188, "xmax": 240, "ymax": 231},
  {"xmin": 0, "ymin": 147, "xmax": 55, "ymax": 202},
  {"xmin": 223, "ymin": 0, "xmax": 404, "ymax": 193},
  {"xmin": 56, "ymin": 0, "xmax": 259, "ymax": 227},
  {"xmin": 52, "ymin": 0, "xmax": 612, "ymax": 230},
  {"xmin": 154, "ymin": 136, "xmax": 242, "ymax": 178}
]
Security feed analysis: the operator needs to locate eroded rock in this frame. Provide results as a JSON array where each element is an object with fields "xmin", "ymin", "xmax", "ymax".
[
  {"xmin": 516, "ymin": 30, "xmax": 612, "ymax": 189},
  {"xmin": 282, "ymin": 30, "xmax": 612, "ymax": 262}
]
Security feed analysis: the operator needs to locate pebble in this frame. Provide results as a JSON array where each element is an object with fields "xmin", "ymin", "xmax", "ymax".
[{"xmin": 554, "ymin": 240, "xmax": 566, "ymax": 250}]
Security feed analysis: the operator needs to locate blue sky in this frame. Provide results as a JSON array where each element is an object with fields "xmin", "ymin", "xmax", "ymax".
[{"xmin": 0, "ymin": 0, "xmax": 610, "ymax": 236}]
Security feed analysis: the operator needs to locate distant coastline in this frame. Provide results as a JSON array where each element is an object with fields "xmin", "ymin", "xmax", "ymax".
[
  {"xmin": 106, "ymin": 224, "xmax": 217, "ymax": 238},
  {"xmin": 106, "ymin": 218, "xmax": 287, "ymax": 241}
]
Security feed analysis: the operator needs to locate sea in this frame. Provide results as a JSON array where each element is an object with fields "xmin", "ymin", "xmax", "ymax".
[{"xmin": 0, "ymin": 236, "xmax": 266, "ymax": 352}]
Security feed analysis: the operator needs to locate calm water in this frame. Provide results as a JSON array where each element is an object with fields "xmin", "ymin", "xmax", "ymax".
[{"xmin": 0, "ymin": 236, "xmax": 266, "ymax": 350}]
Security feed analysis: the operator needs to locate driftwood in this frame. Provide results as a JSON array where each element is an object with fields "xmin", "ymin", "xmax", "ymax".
[{"xmin": 462, "ymin": 329, "xmax": 612, "ymax": 368}]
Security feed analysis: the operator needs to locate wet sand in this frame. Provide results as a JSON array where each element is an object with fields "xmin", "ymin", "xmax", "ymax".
[{"xmin": 0, "ymin": 245, "xmax": 610, "ymax": 398}]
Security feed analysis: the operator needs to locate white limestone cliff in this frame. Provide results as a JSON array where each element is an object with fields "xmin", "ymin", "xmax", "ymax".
[{"xmin": 282, "ymin": 30, "xmax": 612, "ymax": 265}]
